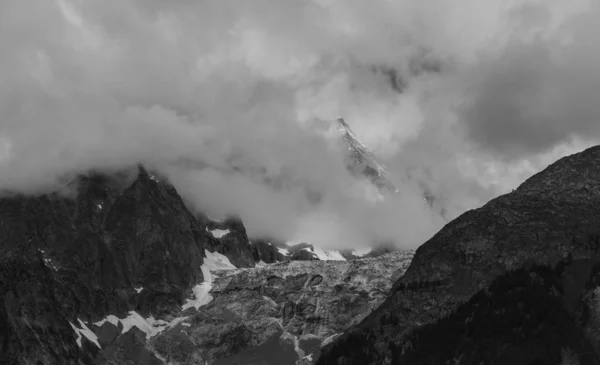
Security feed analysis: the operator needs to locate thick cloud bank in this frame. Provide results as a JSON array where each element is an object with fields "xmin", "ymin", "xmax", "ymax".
[{"xmin": 0, "ymin": 0, "xmax": 598, "ymax": 249}]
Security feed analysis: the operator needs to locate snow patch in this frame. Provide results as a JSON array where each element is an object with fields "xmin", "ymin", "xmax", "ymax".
[
  {"xmin": 119, "ymin": 311, "xmax": 156, "ymax": 337},
  {"xmin": 208, "ymin": 228, "xmax": 230, "ymax": 238},
  {"xmin": 134, "ymin": 287, "xmax": 143, "ymax": 293},
  {"xmin": 93, "ymin": 312, "xmax": 183, "ymax": 339},
  {"xmin": 70, "ymin": 319, "xmax": 101, "ymax": 349},
  {"xmin": 277, "ymin": 247, "xmax": 289, "ymax": 256},
  {"xmin": 312, "ymin": 246, "xmax": 346, "ymax": 261},
  {"xmin": 93, "ymin": 315, "xmax": 120, "ymax": 327},
  {"xmin": 204, "ymin": 250, "xmax": 236, "ymax": 271},
  {"xmin": 256, "ymin": 260, "xmax": 268, "ymax": 267},
  {"xmin": 182, "ymin": 265, "xmax": 213, "ymax": 310},
  {"xmin": 182, "ymin": 250, "xmax": 235, "ymax": 311}
]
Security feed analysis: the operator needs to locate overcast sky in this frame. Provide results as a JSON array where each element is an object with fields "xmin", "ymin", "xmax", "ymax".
[{"xmin": 1, "ymin": 0, "xmax": 599, "ymax": 249}]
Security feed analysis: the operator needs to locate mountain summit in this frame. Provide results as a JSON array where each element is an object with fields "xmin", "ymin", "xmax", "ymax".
[{"xmin": 330, "ymin": 117, "xmax": 399, "ymax": 195}]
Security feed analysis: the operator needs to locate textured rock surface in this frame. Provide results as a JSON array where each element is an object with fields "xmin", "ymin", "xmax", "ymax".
[
  {"xmin": 388, "ymin": 259, "xmax": 600, "ymax": 365},
  {"xmin": 318, "ymin": 145, "xmax": 600, "ymax": 364},
  {"xmin": 205, "ymin": 217, "xmax": 255, "ymax": 268},
  {"xmin": 151, "ymin": 250, "xmax": 414, "ymax": 364},
  {"xmin": 0, "ymin": 167, "xmax": 207, "ymax": 364},
  {"xmin": 250, "ymin": 240, "xmax": 286, "ymax": 264},
  {"xmin": 331, "ymin": 117, "xmax": 397, "ymax": 194}
]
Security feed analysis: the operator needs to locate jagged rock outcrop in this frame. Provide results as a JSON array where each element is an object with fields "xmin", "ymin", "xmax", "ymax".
[
  {"xmin": 331, "ymin": 118, "xmax": 398, "ymax": 195},
  {"xmin": 204, "ymin": 217, "xmax": 255, "ymax": 268},
  {"xmin": 318, "ymin": 145, "xmax": 600, "ymax": 364},
  {"xmin": 0, "ymin": 167, "xmax": 207, "ymax": 364},
  {"xmin": 286, "ymin": 243, "xmax": 319, "ymax": 261},
  {"xmin": 250, "ymin": 240, "xmax": 286, "ymax": 264},
  {"xmin": 151, "ymin": 250, "xmax": 414, "ymax": 364}
]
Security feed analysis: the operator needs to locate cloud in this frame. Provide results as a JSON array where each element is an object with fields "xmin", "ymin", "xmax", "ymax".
[
  {"xmin": 0, "ymin": 0, "xmax": 598, "ymax": 249},
  {"xmin": 457, "ymin": 0, "xmax": 600, "ymax": 160}
]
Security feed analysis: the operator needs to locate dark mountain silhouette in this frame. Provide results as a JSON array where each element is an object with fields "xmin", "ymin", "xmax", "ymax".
[{"xmin": 318, "ymin": 145, "xmax": 600, "ymax": 364}]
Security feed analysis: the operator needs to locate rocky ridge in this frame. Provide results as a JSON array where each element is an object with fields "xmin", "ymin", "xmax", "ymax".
[
  {"xmin": 0, "ymin": 166, "xmax": 208, "ymax": 364},
  {"xmin": 330, "ymin": 117, "xmax": 398, "ymax": 195},
  {"xmin": 318, "ymin": 145, "xmax": 600, "ymax": 364}
]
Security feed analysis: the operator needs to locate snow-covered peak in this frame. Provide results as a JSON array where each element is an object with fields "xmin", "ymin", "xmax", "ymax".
[{"xmin": 327, "ymin": 117, "xmax": 399, "ymax": 195}]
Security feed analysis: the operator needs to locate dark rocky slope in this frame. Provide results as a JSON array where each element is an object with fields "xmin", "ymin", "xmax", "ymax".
[
  {"xmin": 204, "ymin": 217, "xmax": 255, "ymax": 268},
  {"xmin": 249, "ymin": 240, "xmax": 286, "ymax": 264},
  {"xmin": 318, "ymin": 145, "xmax": 600, "ymax": 364},
  {"xmin": 387, "ymin": 255, "xmax": 600, "ymax": 365},
  {"xmin": 0, "ymin": 167, "xmax": 207, "ymax": 364}
]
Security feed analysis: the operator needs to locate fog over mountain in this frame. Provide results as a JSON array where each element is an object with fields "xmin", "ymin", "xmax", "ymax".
[{"xmin": 1, "ymin": 0, "xmax": 599, "ymax": 250}]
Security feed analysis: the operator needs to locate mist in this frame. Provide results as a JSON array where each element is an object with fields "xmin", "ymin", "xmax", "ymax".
[{"xmin": 1, "ymin": 0, "xmax": 599, "ymax": 250}]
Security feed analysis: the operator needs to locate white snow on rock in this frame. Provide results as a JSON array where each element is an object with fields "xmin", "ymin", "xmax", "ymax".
[
  {"xmin": 277, "ymin": 247, "xmax": 289, "ymax": 256},
  {"xmin": 312, "ymin": 246, "xmax": 346, "ymax": 261},
  {"xmin": 208, "ymin": 228, "xmax": 230, "ymax": 239},
  {"xmin": 256, "ymin": 260, "xmax": 268, "ymax": 267},
  {"xmin": 92, "ymin": 250, "xmax": 237, "ymax": 341},
  {"xmin": 134, "ymin": 287, "xmax": 143, "ymax": 293},
  {"xmin": 70, "ymin": 319, "xmax": 101, "ymax": 349},
  {"xmin": 204, "ymin": 250, "xmax": 236, "ymax": 271},
  {"xmin": 182, "ymin": 265, "xmax": 213, "ymax": 311},
  {"xmin": 93, "ymin": 315, "xmax": 120, "ymax": 327},
  {"xmin": 93, "ymin": 311, "xmax": 186, "ymax": 339},
  {"xmin": 119, "ymin": 311, "xmax": 156, "ymax": 337},
  {"xmin": 182, "ymin": 250, "xmax": 236, "ymax": 310}
]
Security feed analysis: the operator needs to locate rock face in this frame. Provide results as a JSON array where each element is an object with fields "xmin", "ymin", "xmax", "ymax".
[
  {"xmin": 318, "ymin": 145, "xmax": 600, "ymax": 364},
  {"xmin": 388, "ymin": 259, "xmax": 600, "ymax": 365},
  {"xmin": 150, "ymin": 250, "xmax": 414, "ymax": 364},
  {"xmin": 287, "ymin": 243, "xmax": 319, "ymax": 261},
  {"xmin": 0, "ymin": 167, "xmax": 207, "ymax": 364},
  {"xmin": 250, "ymin": 240, "xmax": 286, "ymax": 264},
  {"xmin": 331, "ymin": 117, "xmax": 398, "ymax": 194},
  {"xmin": 205, "ymin": 217, "xmax": 255, "ymax": 268}
]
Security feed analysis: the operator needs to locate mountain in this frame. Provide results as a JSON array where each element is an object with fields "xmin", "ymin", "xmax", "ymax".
[
  {"xmin": 329, "ymin": 117, "xmax": 398, "ymax": 195},
  {"xmin": 0, "ymin": 166, "xmax": 207, "ymax": 364},
  {"xmin": 317, "ymin": 145, "xmax": 600, "ymax": 364},
  {"xmin": 0, "ymin": 164, "xmax": 416, "ymax": 364}
]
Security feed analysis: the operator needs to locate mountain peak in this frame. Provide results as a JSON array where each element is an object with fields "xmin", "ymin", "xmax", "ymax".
[{"xmin": 327, "ymin": 117, "xmax": 399, "ymax": 195}]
